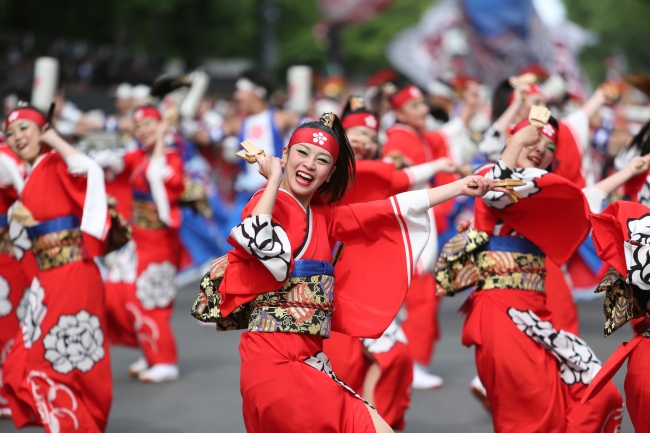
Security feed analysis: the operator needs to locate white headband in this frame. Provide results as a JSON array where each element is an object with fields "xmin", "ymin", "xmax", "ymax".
[{"xmin": 236, "ymin": 78, "xmax": 267, "ymax": 99}]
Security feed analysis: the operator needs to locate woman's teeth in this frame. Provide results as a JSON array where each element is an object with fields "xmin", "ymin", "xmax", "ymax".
[{"xmin": 296, "ymin": 171, "xmax": 313, "ymax": 185}]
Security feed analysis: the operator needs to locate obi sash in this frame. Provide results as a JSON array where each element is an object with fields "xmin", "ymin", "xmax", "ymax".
[
  {"xmin": 248, "ymin": 259, "xmax": 335, "ymax": 337},
  {"xmin": 132, "ymin": 189, "xmax": 165, "ymax": 229},
  {"xmin": 27, "ymin": 215, "xmax": 84, "ymax": 271},
  {"xmin": 476, "ymin": 236, "xmax": 546, "ymax": 293},
  {"xmin": 0, "ymin": 214, "xmax": 10, "ymax": 255}
]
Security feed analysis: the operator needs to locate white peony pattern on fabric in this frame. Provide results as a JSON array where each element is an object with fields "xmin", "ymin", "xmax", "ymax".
[
  {"xmin": 43, "ymin": 310, "xmax": 105, "ymax": 374},
  {"xmin": 230, "ymin": 215, "xmax": 292, "ymax": 282},
  {"xmin": 22, "ymin": 277, "xmax": 47, "ymax": 349},
  {"xmin": 362, "ymin": 319, "xmax": 408, "ymax": 354},
  {"xmin": 508, "ymin": 308, "xmax": 601, "ymax": 385},
  {"xmin": 28, "ymin": 370, "xmax": 79, "ymax": 432},
  {"xmin": 0, "ymin": 275, "xmax": 11, "ymax": 317},
  {"xmin": 107, "ymin": 240, "xmax": 138, "ymax": 284},
  {"xmin": 16, "ymin": 286, "xmax": 31, "ymax": 323},
  {"xmin": 624, "ymin": 214, "xmax": 650, "ymax": 291},
  {"xmin": 482, "ymin": 159, "xmax": 546, "ymax": 210},
  {"xmin": 136, "ymin": 261, "xmax": 177, "ymax": 310},
  {"xmin": 303, "ymin": 351, "xmax": 372, "ymax": 408},
  {"xmin": 7, "ymin": 202, "xmax": 33, "ymax": 261}
]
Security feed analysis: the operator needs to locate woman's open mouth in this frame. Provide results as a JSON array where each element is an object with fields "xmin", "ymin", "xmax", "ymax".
[
  {"xmin": 528, "ymin": 155, "xmax": 541, "ymax": 167},
  {"xmin": 295, "ymin": 170, "xmax": 314, "ymax": 186}
]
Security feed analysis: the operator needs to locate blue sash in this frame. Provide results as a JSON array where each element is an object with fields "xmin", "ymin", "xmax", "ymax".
[
  {"xmin": 0, "ymin": 214, "xmax": 7, "ymax": 230},
  {"xmin": 26, "ymin": 215, "xmax": 80, "ymax": 238},
  {"xmin": 133, "ymin": 190, "xmax": 154, "ymax": 201},
  {"xmin": 290, "ymin": 260, "xmax": 334, "ymax": 278},
  {"xmin": 482, "ymin": 236, "xmax": 544, "ymax": 256}
]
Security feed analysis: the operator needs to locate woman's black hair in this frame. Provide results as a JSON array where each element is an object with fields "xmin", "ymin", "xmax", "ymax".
[
  {"xmin": 341, "ymin": 95, "xmax": 378, "ymax": 119},
  {"xmin": 292, "ymin": 113, "xmax": 356, "ymax": 205},
  {"xmin": 625, "ymin": 119, "xmax": 650, "ymax": 157},
  {"xmin": 492, "ymin": 79, "xmax": 515, "ymax": 122},
  {"xmin": 544, "ymin": 115, "xmax": 559, "ymax": 172},
  {"xmin": 239, "ymin": 69, "xmax": 274, "ymax": 101}
]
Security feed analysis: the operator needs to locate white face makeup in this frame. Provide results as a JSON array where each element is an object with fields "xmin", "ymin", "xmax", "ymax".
[
  {"xmin": 5, "ymin": 119, "xmax": 42, "ymax": 163},
  {"xmin": 281, "ymin": 143, "xmax": 336, "ymax": 203}
]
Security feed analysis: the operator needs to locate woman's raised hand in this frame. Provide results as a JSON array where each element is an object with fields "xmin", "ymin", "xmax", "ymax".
[
  {"xmin": 430, "ymin": 157, "xmax": 457, "ymax": 174},
  {"xmin": 256, "ymin": 154, "xmax": 283, "ymax": 181}
]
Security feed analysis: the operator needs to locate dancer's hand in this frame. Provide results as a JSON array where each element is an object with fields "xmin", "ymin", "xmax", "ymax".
[
  {"xmin": 431, "ymin": 158, "xmax": 457, "ymax": 174},
  {"xmin": 256, "ymin": 154, "xmax": 283, "ymax": 182},
  {"xmin": 458, "ymin": 176, "xmax": 509, "ymax": 197}
]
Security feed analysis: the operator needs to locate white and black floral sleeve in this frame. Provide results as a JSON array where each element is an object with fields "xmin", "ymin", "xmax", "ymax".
[
  {"xmin": 482, "ymin": 158, "xmax": 546, "ymax": 210},
  {"xmin": 230, "ymin": 215, "xmax": 292, "ymax": 282},
  {"xmin": 624, "ymin": 215, "xmax": 650, "ymax": 291}
]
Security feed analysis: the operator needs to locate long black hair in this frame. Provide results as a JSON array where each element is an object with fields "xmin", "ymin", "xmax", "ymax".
[
  {"xmin": 625, "ymin": 119, "xmax": 650, "ymax": 157},
  {"xmin": 292, "ymin": 113, "xmax": 356, "ymax": 204}
]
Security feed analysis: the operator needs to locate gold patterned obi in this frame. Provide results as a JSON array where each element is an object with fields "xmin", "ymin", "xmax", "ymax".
[
  {"xmin": 132, "ymin": 190, "xmax": 166, "ymax": 230},
  {"xmin": 0, "ymin": 214, "xmax": 12, "ymax": 256},
  {"xmin": 27, "ymin": 215, "xmax": 84, "ymax": 271},
  {"xmin": 191, "ymin": 258, "xmax": 335, "ymax": 337},
  {"xmin": 436, "ymin": 230, "xmax": 546, "ymax": 296},
  {"xmin": 595, "ymin": 267, "xmax": 650, "ymax": 338},
  {"xmin": 248, "ymin": 260, "xmax": 335, "ymax": 337}
]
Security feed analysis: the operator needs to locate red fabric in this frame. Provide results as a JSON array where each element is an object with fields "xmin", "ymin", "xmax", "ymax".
[
  {"xmin": 3, "ymin": 149, "xmax": 112, "ymax": 431},
  {"xmin": 590, "ymin": 201, "xmax": 650, "ymax": 276},
  {"xmin": 371, "ymin": 342, "xmax": 413, "ymax": 430},
  {"xmin": 105, "ymin": 170, "xmax": 133, "ymax": 221},
  {"xmin": 221, "ymin": 189, "xmax": 422, "ymax": 338},
  {"xmin": 401, "ymin": 273, "xmax": 441, "ymax": 365},
  {"xmin": 288, "ymin": 127, "xmax": 338, "ymax": 161},
  {"xmin": 474, "ymin": 170, "xmax": 590, "ymax": 265},
  {"xmin": 390, "ymin": 85, "xmax": 423, "ymax": 109},
  {"xmin": 239, "ymin": 332, "xmax": 375, "ymax": 433},
  {"xmin": 340, "ymin": 160, "xmax": 410, "ymax": 205},
  {"xmin": 124, "ymin": 148, "xmax": 185, "ymax": 229},
  {"xmin": 133, "ymin": 106, "xmax": 161, "ymax": 122},
  {"xmin": 105, "ymin": 148, "xmax": 184, "ymax": 366},
  {"xmin": 21, "ymin": 152, "xmax": 110, "ymax": 258},
  {"xmin": 382, "ymin": 125, "xmax": 456, "ymax": 234},
  {"xmin": 4, "ymin": 263, "xmax": 111, "ymax": 433},
  {"xmin": 509, "ymin": 119, "xmax": 558, "ymax": 145},
  {"xmin": 506, "ymin": 83, "xmax": 542, "ymax": 105},
  {"xmin": 5, "ymin": 108, "xmax": 46, "ymax": 131},
  {"xmin": 544, "ymin": 260, "xmax": 579, "ymax": 335},
  {"xmin": 323, "ymin": 332, "xmax": 367, "ymax": 392},
  {"xmin": 554, "ymin": 119, "xmax": 586, "ymax": 189},
  {"xmin": 341, "ymin": 112, "xmax": 379, "ymax": 132},
  {"xmin": 624, "ymin": 337, "xmax": 650, "ymax": 432},
  {"xmin": 0, "ymin": 145, "xmax": 25, "ymax": 213},
  {"xmin": 623, "ymin": 171, "xmax": 649, "ymax": 202},
  {"xmin": 463, "ymin": 290, "xmax": 622, "ymax": 433},
  {"xmin": 0, "ymin": 254, "xmax": 32, "ymax": 412}
]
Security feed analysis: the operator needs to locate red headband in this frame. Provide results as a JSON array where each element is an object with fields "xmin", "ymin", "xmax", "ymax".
[
  {"xmin": 5, "ymin": 108, "xmax": 46, "ymax": 131},
  {"xmin": 509, "ymin": 119, "xmax": 558, "ymax": 145},
  {"xmin": 288, "ymin": 127, "xmax": 338, "ymax": 161},
  {"xmin": 341, "ymin": 112, "xmax": 379, "ymax": 132},
  {"xmin": 507, "ymin": 83, "xmax": 543, "ymax": 105},
  {"xmin": 133, "ymin": 106, "xmax": 162, "ymax": 123},
  {"xmin": 391, "ymin": 85, "xmax": 423, "ymax": 110}
]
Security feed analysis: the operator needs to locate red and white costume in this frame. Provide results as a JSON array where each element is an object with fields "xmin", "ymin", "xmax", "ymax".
[
  {"xmin": 324, "ymin": 158, "xmax": 438, "ymax": 429},
  {"xmin": 104, "ymin": 145, "xmax": 184, "ymax": 367},
  {"xmin": 0, "ymin": 144, "xmax": 32, "ymax": 417},
  {"xmin": 583, "ymin": 201, "xmax": 650, "ymax": 432},
  {"xmin": 214, "ymin": 186, "xmax": 433, "ymax": 432},
  {"xmin": 436, "ymin": 159, "xmax": 623, "ymax": 432},
  {"xmin": 381, "ymin": 115, "xmax": 456, "ymax": 368},
  {"xmin": 3, "ymin": 148, "xmax": 113, "ymax": 433}
]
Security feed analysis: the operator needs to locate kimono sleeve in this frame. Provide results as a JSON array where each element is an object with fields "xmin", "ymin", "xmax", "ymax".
[
  {"xmin": 146, "ymin": 150, "xmax": 185, "ymax": 228},
  {"xmin": 327, "ymin": 190, "xmax": 432, "ymax": 338},
  {"xmin": 556, "ymin": 110, "xmax": 589, "ymax": 188},
  {"xmin": 57, "ymin": 153, "xmax": 111, "ymax": 257},
  {"xmin": 218, "ymin": 191, "xmax": 299, "ymax": 317}
]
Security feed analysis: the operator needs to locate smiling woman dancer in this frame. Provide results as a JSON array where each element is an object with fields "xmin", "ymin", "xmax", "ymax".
[
  {"xmin": 436, "ymin": 116, "xmax": 624, "ymax": 432},
  {"xmin": 2, "ymin": 105, "xmax": 113, "ymax": 433},
  {"xmin": 200, "ymin": 112, "xmax": 502, "ymax": 433}
]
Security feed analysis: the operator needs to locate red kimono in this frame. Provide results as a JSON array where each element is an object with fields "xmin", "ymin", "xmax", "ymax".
[
  {"xmin": 583, "ymin": 201, "xmax": 650, "ymax": 432},
  {"xmin": 0, "ymin": 145, "xmax": 32, "ymax": 417},
  {"xmin": 382, "ymin": 123, "xmax": 456, "ymax": 367},
  {"xmin": 105, "ymin": 148, "xmax": 184, "ymax": 366},
  {"xmin": 436, "ymin": 159, "xmax": 623, "ymax": 432},
  {"xmin": 324, "ymin": 159, "xmax": 437, "ymax": 430},
  {"xmin": 218, "ymin": 188, "xmax": 433, "ymax": 433},
  {"xmin": 3, "ymin": 151, "xmax": 112, "ymax": 433}
]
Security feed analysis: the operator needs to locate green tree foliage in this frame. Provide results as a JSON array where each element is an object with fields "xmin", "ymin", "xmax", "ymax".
[{"xmin": 565, "ymin": 0, "xmax": 650, "ymax": 82}]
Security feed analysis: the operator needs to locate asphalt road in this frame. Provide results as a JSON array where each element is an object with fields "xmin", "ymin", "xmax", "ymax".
[{"xmin": 0, "ymin": 283, "xmax": 634, "ymax": 433}]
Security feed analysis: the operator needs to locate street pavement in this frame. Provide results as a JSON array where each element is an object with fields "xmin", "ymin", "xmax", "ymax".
[{"xmin": 0, "ymin": 283, "xmax": 633, "ymax": 432}]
